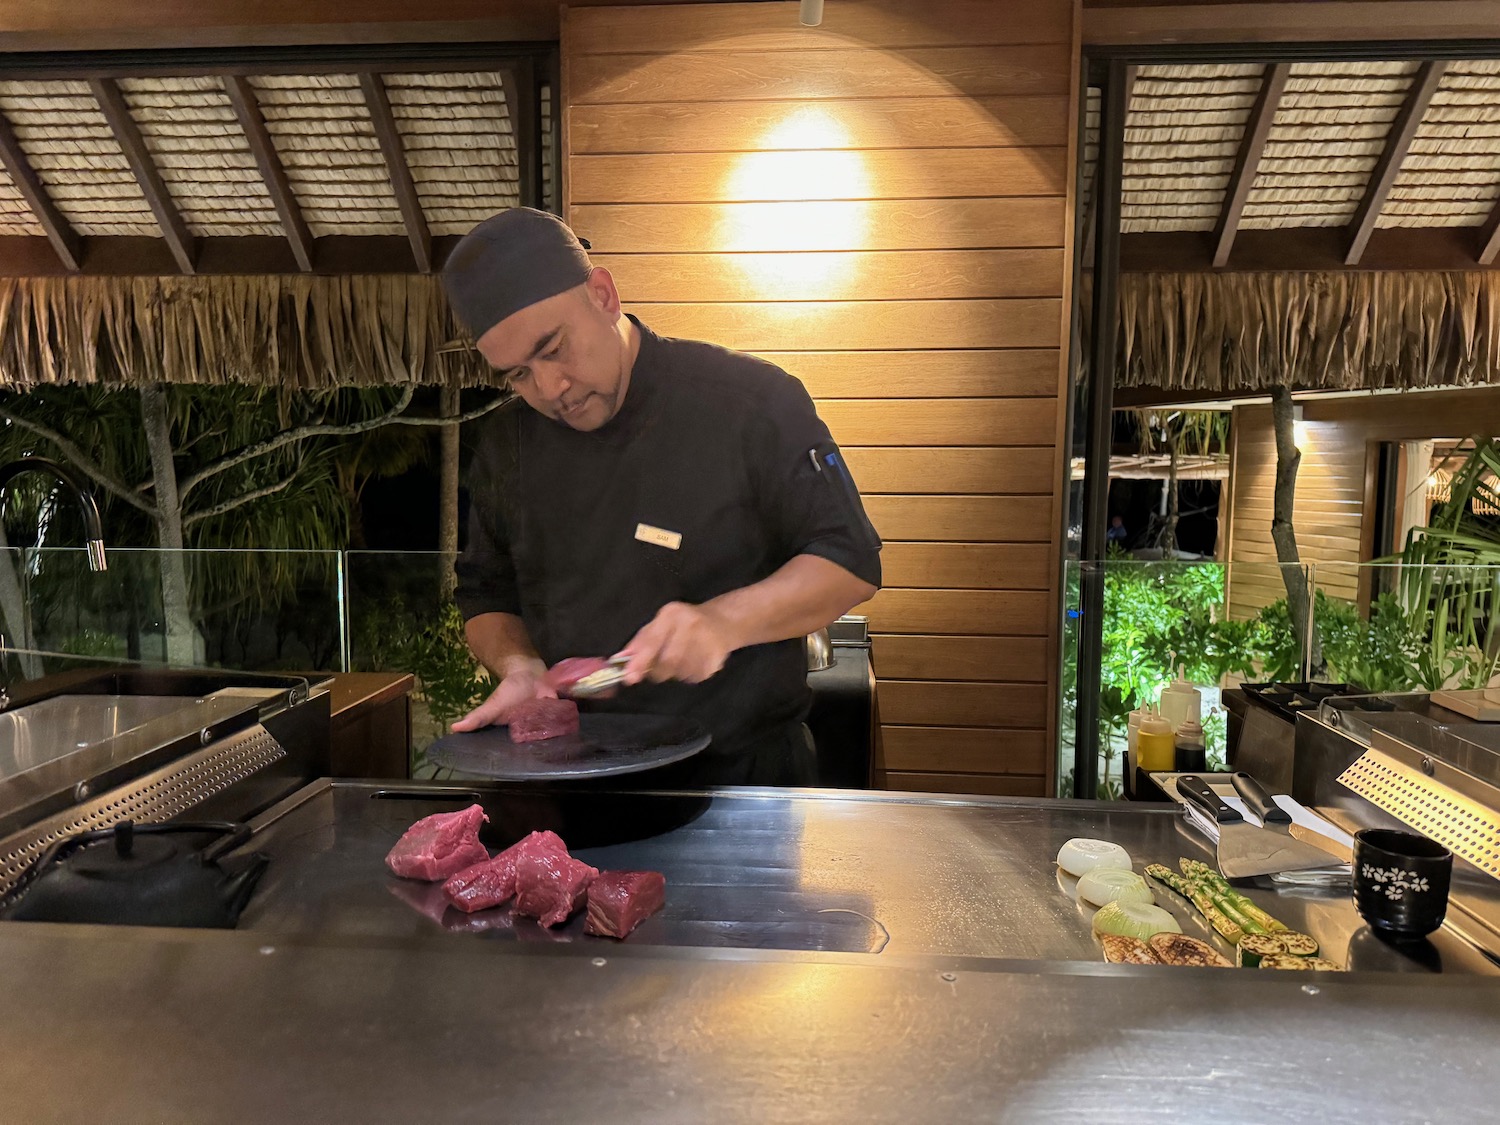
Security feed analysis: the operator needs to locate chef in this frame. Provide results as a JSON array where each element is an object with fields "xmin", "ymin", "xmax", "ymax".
[{"xmin": 442, "ymin": 208, "xmax": 882, "ymax": 785}]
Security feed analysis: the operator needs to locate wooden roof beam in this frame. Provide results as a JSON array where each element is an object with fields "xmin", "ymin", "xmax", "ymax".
[
  {"xmin": 90, "ymin": 77, "xmax": 196, "ymax": 274},
  {"xmin": 223, "ymin": 76, "xmax": 314, "ymax": 272},
  {"xmin": 359, "ymin": 72, "xmax": 431, "ymax": 274},
  {"xmin": 1212, "ymin": 62, "xmax": 1288, "ymax": 269},
  {"xmin": 1477, "ymin": 197, "xmax": 1500, "ymax": 266},
  {"xmin": 0, "ymin": 107, "xmax": 81, "ymax": 271},
  {"xmin": 1345, "ymin": 60, "xmax": 1447, "ymax": 267}
]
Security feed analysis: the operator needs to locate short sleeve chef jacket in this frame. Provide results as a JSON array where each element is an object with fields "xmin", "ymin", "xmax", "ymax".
[{"xmin": 455, "ymin": 317, "xmax": 882, "ymax": 765}]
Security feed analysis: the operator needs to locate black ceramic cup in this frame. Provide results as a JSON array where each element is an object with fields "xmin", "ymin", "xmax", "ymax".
[{"xmin": 1352, "ymin": 829, "xmax": 1453, "ymax": 940}]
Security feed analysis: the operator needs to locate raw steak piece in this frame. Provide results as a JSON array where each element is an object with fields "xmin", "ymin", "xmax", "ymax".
[
  {"xmin": 385, "ymin": 804, "xmax": 489, "ymax": 881},
  {"xmin": 508, "ymin": 697, "xmax": 580, "ymax": 743},
  {"xmin": 513, "ymin": 850, "xmax": 599, "ymax": 927},
  {"xmin": 544, "ymin": 656, "xmax": 611, "ymax": 696},
  {"xmin": 585, "ymin": 870, "xmax": 666, "ymax": 939},
  {"xmin": 442, "ymin": 830, "xmax": 569, "ymax": 913}
]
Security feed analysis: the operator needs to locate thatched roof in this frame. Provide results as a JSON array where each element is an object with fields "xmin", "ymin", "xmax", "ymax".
[
  {"xmin": 0, "ymin": 69, "xmax": 522, "ymax": 243},
  {"xmin": 1114, "ymin": 271, "xmax": 1500, "ymax": 392},
  {"xmin": 0, "ymin": 275, "xmax": 491, "ymax": 388},
  {"xmin": 1089, "ymin": 59, "xmax": 1500, "ymax": 248},
  {"xmin": 0, "ymin": 50, "xmax": 551, "ymax": 387}
]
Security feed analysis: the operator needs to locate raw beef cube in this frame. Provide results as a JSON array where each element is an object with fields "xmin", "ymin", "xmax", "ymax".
[
  {"xmin": 585, "ymin": 870, "xmax": 667, "ymax": 939},
  {"xmin": 385, "ymin": 804, "xmax": 489, "ymax": 881},
  {"xmin": 544, "ymin": 656, "xmax": 611, "ymax": 696},
  {"xmin": 509, "ymin": 697, "xmax": 580, "ymax": 743},
  {"xmin": 513, "ymin": 851, "xmax": 599, "ymax": 928},
  {"xmin": 442, "ymin": 830, "xmax": 569, "ymax": 913}
]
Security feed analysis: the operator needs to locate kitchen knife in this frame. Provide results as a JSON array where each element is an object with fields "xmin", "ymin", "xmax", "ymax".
[
  {"xmin": 1177, "ymin": 775, "xmax": 1345, "ymax": 879},
  {"xmin": 1230, "ymin": 772, "xmax": 1294, "ymax": 833}
]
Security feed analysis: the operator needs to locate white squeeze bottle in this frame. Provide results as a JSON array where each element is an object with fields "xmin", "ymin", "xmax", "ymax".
[{"xmin": 1159, "ymin": 666, "xmax": 1203, "ymax": 731}]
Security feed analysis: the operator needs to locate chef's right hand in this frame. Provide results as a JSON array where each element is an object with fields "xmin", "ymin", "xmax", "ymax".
[{"xmin": 451, "ymin": 665, "xmax": 557, "ymax": 732}]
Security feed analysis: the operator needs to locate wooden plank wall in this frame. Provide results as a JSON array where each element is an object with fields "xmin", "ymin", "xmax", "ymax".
[
  {"xmin": 562, "ymin": 0, "xmax": 1078, "ymax": 796},
  {"xmin": 1226, "ymin": 386, "xmax": 1500, "ymax": 618},
  {"xmin": 1226, "ymin": 404, "xmax": 1365, "ymax": 618}
]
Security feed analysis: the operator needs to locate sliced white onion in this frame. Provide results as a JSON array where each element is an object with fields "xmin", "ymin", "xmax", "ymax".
[
  {"xmin": 1076, "ymin": 868, "xmax": 1155, "ymax": 908},
  {"xmin": 1056, "ymin": 838, "xmax": 1132, "ymax": 878},
  {"xmin": 1091, "ymin": 900, "xmax": 1182, "ymax": 940}
]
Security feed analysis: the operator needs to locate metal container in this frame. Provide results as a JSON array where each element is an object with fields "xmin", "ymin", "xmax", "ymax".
[{"xmin": 804, "ymin": 627, "xmax": 834, "ymax": 672}]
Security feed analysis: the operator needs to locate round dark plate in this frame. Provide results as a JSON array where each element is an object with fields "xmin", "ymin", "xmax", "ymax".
[{"xmin": 426, "ymin": 712, "xmax": 712, "ymax": 781}]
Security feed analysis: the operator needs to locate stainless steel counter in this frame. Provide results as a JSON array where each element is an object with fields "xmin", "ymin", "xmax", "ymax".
[
  {"xmin": 1, "ymin": 782, "xmax": 1498, "ymax": 1123},
  {"xmin": 238, "ymin": 780, "xmax": 1497, "ymax": 972}
]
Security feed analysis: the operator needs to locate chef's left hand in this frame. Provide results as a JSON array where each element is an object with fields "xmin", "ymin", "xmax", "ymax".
[{"xmin": 619, "ymin": 601, "xmax": 738, "ymax": 685}]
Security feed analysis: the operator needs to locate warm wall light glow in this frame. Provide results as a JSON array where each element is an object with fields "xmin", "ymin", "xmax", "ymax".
[{"xmin": 725, "ymin": 108, "xmax": 870, "ymax": 295}]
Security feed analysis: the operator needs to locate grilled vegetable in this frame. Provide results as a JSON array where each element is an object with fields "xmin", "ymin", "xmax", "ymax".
[
  {"xmin": 1279, "ymin": 931, "xmax": 1320, "ymax": 957},
  {"xmin": 1092, "ymin": 900, "xmax": 1182, "ymax": 940},
  {"xmin": 1077, "ymin": 868, "xmax": 1154, "ymax": 908},
  {"xmin": 1149, "ymin": 933, "xmax": 1232, "ymax": 967},
  {"xmin": 1236, "ymin": 933, "xmax": 1287, "ymax": 967},
  {"xmin": 1146, "ymin": 864, "xmax": 1245, "ymax": 944},
  {"xmin": 1260, "ymin": 954, "xmax": 1316, "ymax": 970},
  {"xmin": 1057, "ymin": 839, "xmax": 1132, "ymax": 878},
  {"xmin": 1100, "ymin": 934, "xmax": 1160, "ymax": 964},
  {"xmin": 1180, "ymin": 859, "xmax": 1289, "ymax": 933},
  {"xmin": 1303, "ymin": 957, "xmax": 1345, "ymax": 972}
]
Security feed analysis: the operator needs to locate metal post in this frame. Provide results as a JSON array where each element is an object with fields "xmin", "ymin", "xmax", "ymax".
[{"xmin": 1073, "ymin": 60, "xmax": 1128, "ymax": 799}]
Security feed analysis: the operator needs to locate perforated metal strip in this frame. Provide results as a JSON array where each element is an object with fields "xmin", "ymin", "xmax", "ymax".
[
  {"xmin": 1339, "ymin": 750, "xmax": 1500, "ymax": 880},
  {"xmin": 0, "ymin": 726, "xmax": 286, "ymax": 895}
]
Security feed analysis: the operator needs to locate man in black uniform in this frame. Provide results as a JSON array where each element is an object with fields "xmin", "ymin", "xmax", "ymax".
[{"xmin": 442, "ymin": 208, "xmax": 882, "ymax": 785}]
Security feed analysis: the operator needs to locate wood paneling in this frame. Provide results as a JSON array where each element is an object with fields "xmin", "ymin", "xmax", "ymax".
[
  {"xmin": 820, "ymin": 399, "xmax": 1058, "ymax": 447},
  {"xmin": 629, "ymin": 300, "xmax": 1062, "ymax": 352},
  {"xmin": 568, "ymin": 0, "xmax": 1073, "ymax": 53},
  {"xmin": 880, "ymin": 681, "xmax": 1048, "ymax": 727},
  {"xmin": 844, "ymin": 449, "xmax": 1056, "ymax": 494},
  {"xmin": 883, "ymin": 771, "xmax": 1047, "ymax": 797},
  {"xmin": 770, "ymin": 351, "xmax": 1061, "ymax": 400},
  {"xmin": 863, "ymin": 589, "xmax": 1052, "ymax": 634},
  {"xmin": 566, "ymin": 1, "xmax": 1076, "ymax": 798},
  {"xmin": 572, "ymin": 148, "xmax": 1067, "ymax": 203},
  {"xmin": 571, "ymin": 198, "xmax": 1066, "ymax": 252},
  {"xmin": 865, "ymin": 496, "xmax": 1053, "ymax": 541},
  {"xmin": 875, "ymin": 635, "xmax": 1050, "ymax": 681},
  {"xmin": 571, "ymin": 97, "xmax": 1072, "ymax": 154},
  {"xmin": 879, "ymin": 544, "xmax": 1052, "ymax": 588},
  {"xmin": 597, "ymin": 249, "xmax": 1065, "ymax": 302},
  {"xmin": 880, "ymin": 725, "xmax": 1049, "ymax": 773},
  {"xmin": 570, "ymin": 46, "xmax": 1072, "ymax": 103}
]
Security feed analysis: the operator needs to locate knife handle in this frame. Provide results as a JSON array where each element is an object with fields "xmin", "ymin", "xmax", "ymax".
[
  {"xmin": 1178, "ymin": 775, "xmax": 1244, "ymax": 825},
  {"xmin": 1231, "ymin": 772, "xmax": 1293, "ymax": 825}
]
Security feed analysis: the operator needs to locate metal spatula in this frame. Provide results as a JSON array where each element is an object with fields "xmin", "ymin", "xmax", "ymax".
[{"xmin": 1178, "ymin": 775, "xmax": 1345, "ymax": 879}]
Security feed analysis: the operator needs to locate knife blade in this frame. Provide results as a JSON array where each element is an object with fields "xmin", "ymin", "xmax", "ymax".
[
  {"xmin": 1230, "ymin": 771, "xmax": 1294, "ymax": 833},
  {"xmin": 1177, "ymin": 774, "xmax": 1343, "ymax": 879}
]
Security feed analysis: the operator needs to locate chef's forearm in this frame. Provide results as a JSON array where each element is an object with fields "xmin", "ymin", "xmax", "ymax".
[
  {"xmin": 464, "ymin": 612, "xmax": 546, "ymax": 678},
  {"xmin": 703, "ymin": 554, "xmax": 876, "ymax": 651}
]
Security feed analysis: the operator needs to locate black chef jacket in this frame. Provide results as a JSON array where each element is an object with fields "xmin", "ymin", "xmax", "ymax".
[{"xmin": 454, "ymin": 317, "xmax": 882, "ymax": 781}]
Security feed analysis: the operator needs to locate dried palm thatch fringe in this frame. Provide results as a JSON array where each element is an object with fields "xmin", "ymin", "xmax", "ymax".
[
  {"xmin": 1089, "ymin": 271, "xmax": 1500, "ymax": 392},
  {"xmin": 0, "ymin": 274, "xmax": 495, "ymax": 389}
]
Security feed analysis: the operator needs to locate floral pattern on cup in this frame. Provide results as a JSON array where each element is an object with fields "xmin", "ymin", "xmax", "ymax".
[{"xmin": 1361, "ymin": 863, "xmax": 1431, "ymax": 900}]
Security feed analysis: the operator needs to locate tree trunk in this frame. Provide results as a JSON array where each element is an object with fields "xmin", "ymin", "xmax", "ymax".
[
  {"xmin": 1161, "ymin": 438, "xmax": 1180, "ymax": 555},
  {"xmin": 1269, "ymin": 385, "xmax": 1322, "ymax": 674},
  {"xmin": 0, "ymin": 521, "xmax": 41, "ymax": 678},
  {"xmin": 141, "ymin": 384, "xmax": 201, "ymax": 666},
  {"xmin": 439, "ymin": 385, "xmax": 461, "ymax": 598}
]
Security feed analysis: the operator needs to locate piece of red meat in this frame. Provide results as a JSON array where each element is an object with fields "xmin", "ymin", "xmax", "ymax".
[
  {"xmin": 513, "ymin": 850, "xmax": 599, "ymax": 928},
  {"xmin": 585, "ymin": 870, "xmax": 667, "ymax": 939},
  {"xmin": 544, "ymin": 656, "xmax": 611, "ymax": 696},
  {"xmin": 385, "ymin": 804, "xmax": 489, "ymax": 881},
  {"xmin": 441, "ymin": 830, "xmax": 569, "ymax": 913},
  {"xmin": 509, "ymin": 697, "xmax": 580, "ymax": 742}
]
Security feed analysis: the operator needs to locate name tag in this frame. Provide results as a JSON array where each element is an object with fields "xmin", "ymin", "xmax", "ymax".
[{"xmin": 635, "ymin": 523, "xmax": 682, "ymax": 551}]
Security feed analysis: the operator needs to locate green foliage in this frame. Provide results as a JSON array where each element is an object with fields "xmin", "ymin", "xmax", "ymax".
[{"xmin": 357, "ymin": 599, "xmax": 495, "ymax": 728}]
